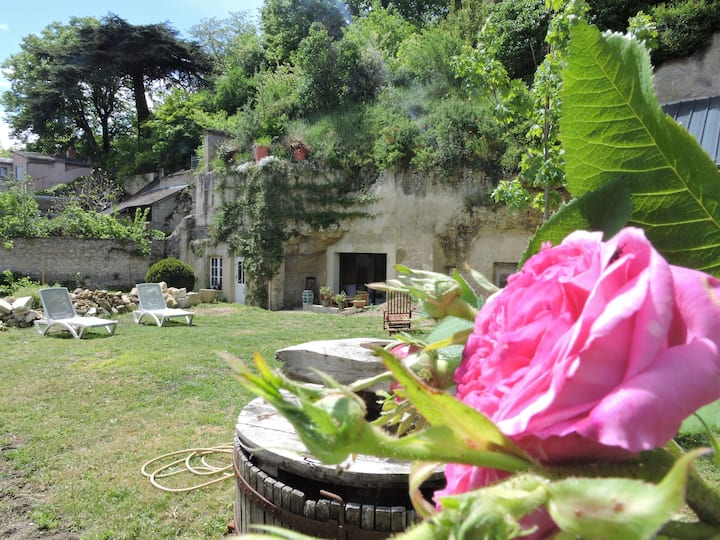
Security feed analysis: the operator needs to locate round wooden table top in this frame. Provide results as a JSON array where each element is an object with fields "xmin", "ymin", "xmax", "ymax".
[{"xmin": 236, "ymin": 396, "xmax": 444, "ymax": 489}]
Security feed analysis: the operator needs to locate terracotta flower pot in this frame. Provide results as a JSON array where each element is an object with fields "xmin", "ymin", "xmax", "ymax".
[
  {"xmin": 292, "ymin": 145, "xmax": 309, "ymax": 161},
  {"xmin": 253, "ymin": 144, "xmax": 271, "ymax": 162}
]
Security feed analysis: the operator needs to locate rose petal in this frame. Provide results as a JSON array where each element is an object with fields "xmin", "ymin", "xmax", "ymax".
[{"xmin": 576, "ymin": 338, "xmax": 720, "ymax": 451}]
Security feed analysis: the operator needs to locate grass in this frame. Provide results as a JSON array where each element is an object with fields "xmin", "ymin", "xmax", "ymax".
[
  {"xmin": 0, "ymin": 303, "xmax": 389, "ymax": 539},
  {"xmin": 4, "ymin": 301, "xmax": 720, "ymax": 538}
]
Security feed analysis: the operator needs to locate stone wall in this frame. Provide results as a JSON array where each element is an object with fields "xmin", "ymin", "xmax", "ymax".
[{"xmin": 0, "ymin": 238, "xmax": 166, "ymax": 290}]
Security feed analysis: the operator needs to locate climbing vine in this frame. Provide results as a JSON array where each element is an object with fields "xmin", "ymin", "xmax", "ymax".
[{"xmin": 213, "ymin": 158, "xmax": 373, "ymax": 306}]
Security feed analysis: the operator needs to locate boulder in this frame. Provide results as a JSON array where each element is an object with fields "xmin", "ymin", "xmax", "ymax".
[{"xmin": 11, "ymin": 296, "xmax": 33, "ymax": 314}]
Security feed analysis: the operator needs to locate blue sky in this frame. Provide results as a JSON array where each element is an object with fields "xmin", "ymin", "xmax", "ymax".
[{"xmin": 0, "ymin": 0, "xmax": 264, "ymax": 147}]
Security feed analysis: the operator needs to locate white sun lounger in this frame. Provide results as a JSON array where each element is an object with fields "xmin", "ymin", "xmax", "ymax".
[
  {"xmin": 132, "ymin": 283, "xmax": 194, "ymax": 327},
  {"xmin": 34, "ymin": 287, "xmax": 118, "ymax": 339}
]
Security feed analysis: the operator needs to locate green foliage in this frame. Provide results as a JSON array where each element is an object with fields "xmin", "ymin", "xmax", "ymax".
[
  {"xmin": 585, "ymin": 0, "xmax": 655, "ymax": 32},
  {"xmin": 0, "ymin": 270, "xmax": 41, "ymax": 300},
  {"xmin": 1, "ymin": 18, "xmax": 119, "ymax": 159},
  {"xmin": 395, "ymin": 17, "xmax": 466, "ymax": 91},
  {"xmin": 47, "ymin": 204, "xmax": 164, "ymax": 256},
  {"xmin": 189, "ymin": 12, "xmax": 264, "ymax": 76},
  {"xmin": 651, "ymin": 0, "xmax": 720, "ymax": 65},
  {"xmin": 345, "ymin": 3, "xmax": 415, "ymax": 67},
  {"xmin": 347, "ymin": 0, "xmax": 451, "ymax": 25},
  {"xmin": 251, "ymin": 66, "xmax": 301, "ymax": 141},
  {"xmin": 0, "ymin": 178, "xmax": 162, "ymax": 254},
  {"xmin": 300, "ymin": 106, "xmax": 377, "ymax": 177},
  {"xmin": 144, "ymin": 257, "xmax": 196, "ymax": 290},
  {"xmin": 527, "ymin": 19, "xmax": 720, "ymax": 277},
  {"xmin": 454, "ymin": 1, "xmax": 585, "ymax": 216},
  {"xmin": 261, "ymin": 0, "xmax": 347, "ymax": 64},
  {"xmin": 368, "ymin": 92, "xmax": 421, "ymax": 170},
  {"xmin": 212, "ymin": 65, "xmax": 257, "ymax": 115},
  {"xmin": 485, "ymin": 0, "xmax": 551, "ymax": 82},
  {"xmin": 1, "ymin": 15, "xmax": 209, "ymax": 165},
  {"xmin": 295, "ymin": 23, "xmax": 353, "ymax": 113},
  {"xmin": 129, "ymin": 90, "xmax": 209, "ymax": 176},
  {"xmin": 0, "ymin": 179, "xmax": 48, "ymax": 244},
  {"xmin": 586, "ymin": 0, "xmax": 720, "ymax": 65},
  {"xmin": 411, "ymin": 96, "xmax": 506, "ymax": 175}
]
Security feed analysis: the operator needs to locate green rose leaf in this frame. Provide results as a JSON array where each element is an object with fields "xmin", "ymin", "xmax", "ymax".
[
  {"xmin": 373, "ymin": 346, "xmax": 533, "ymax": 471},
  {"xmin": 547, "ymin": 448, "xmax": 708, "ymax": 539}
]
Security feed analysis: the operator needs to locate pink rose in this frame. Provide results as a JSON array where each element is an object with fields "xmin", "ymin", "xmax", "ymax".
[{"xmin": 437, "ymin": 227, "xmax": 720, "ymax": 503}]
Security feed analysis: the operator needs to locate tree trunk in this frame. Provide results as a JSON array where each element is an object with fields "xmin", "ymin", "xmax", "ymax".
[{"xmin": 132, "ymin": 71, "xmax": 151, "ymax": 138}]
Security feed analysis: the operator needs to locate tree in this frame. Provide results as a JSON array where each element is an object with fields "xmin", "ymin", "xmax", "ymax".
[
  {"xmin": 87, "ymin": 15, "xmax": 212, "ymax": 131},
  {"xmin": 134, "ymin": 90, "xmax": 210, "ymax": 174},
  {"xmin": 191, "ymin": 13, "xmax": 267, "ymax": 114},
  {"xmin": 1, "ymin": 15, "xmax": 211, "ymax": 163},
  {"xmin": 190, "ymin": 12, "xmax": 264, "ymax": 75},
  {"xmin": 261, "ymin": 0, "xmax": 348, "ymax": 64},
  {"xmin": 485, "ymin": 0, "xmax": 550, "ymax": 82},
  {"xmin": 1, "ymin": 17, "xmax": 130, "ymax": 158},
  {"xmin": 46, "ymin": 169, "xmax": 123, "ymax": 212},
  {"xmin": 347, "ymin": 0, "xmax": 451, "ymax": 25}
]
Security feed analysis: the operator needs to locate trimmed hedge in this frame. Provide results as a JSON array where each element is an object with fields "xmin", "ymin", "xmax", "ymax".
[{"xmin": 145, "ymin": 257, "xmax": 196, "ymax": 291}]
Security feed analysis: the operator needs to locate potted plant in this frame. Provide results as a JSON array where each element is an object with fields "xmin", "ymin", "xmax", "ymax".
[
  {"xmin": 334, "ymin": 291, "xmax": 347, "ymax": 310},
  {"xmin": 290, "ymin": 138, "xmax": 311, "ymax": 162},
  {"xmin": 253, "ymin": 136, "xmax": 272, "ymax": 162},
  {"xmin": 319, "ymin": 285, "xmax": 333, "ymax": 307}
]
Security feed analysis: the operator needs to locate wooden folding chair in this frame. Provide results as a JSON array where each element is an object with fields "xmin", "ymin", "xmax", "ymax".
[{"xmin": 383, "ymin": 291, "xmax": 413, "ymax": 333}]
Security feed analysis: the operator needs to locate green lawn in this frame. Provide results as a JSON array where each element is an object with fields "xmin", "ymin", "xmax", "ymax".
[{"xmin": 0, "ymin": 304, "xmax": 389, "ymax": 539}]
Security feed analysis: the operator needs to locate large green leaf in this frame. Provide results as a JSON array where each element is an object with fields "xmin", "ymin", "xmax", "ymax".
[
  {"xmin": 522, "ymin": 177, "xmax": 632, "ymax": 262},
  {"xmin": 550, "ymin": 21, "xmax": 720, "ymax": 275}
]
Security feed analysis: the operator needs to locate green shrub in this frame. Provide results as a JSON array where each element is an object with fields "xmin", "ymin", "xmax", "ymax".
[
  {"xmin": 145, "ymin": 257, "xmax": 196, "ymax": 291},
  {"xmin": 651, "ymin": 0, "xmax": 720, "ymax": 65},
  {"xmin": 0, "ymin": 270, "xmax": 42, "ymax": 307}
]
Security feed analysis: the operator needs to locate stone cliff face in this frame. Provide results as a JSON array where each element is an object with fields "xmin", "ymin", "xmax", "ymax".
[
  {"xmin": 653, "ymin": 32, "xmax": 720, "ymax": 104},
  {"xmin": 182, "ymin": 164, "xmax": 542, "ymax": 308},
  {"xmin": 281, "ymin": 169, "xmax": 541, "ymax": 308}
]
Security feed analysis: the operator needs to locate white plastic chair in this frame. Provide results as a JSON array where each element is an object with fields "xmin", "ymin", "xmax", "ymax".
[
  {"xmin": 34, "ymin": 287, "xmax": 118, "ymax": 339},
  {"xmin": 133, "ymin": 283, "xmax": 194, "ymax": 327}
]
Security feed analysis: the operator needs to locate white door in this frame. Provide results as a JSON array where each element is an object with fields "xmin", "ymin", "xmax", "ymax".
[{"xmin": 235, "ymin": 257, "xmax": 246, "ymax": 304}]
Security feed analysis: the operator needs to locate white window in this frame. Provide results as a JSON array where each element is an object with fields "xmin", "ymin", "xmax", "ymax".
[
  {"xmin": 236, "ymin": 259, "xmax": 245, "ymax": 285},
  {"xmin": 15, "ymin": 165, "xmax": 24, "ymax": 180},
  {"xmin": 0, "ymin": 166, "xmax": 8, "ymax": 178},
  {"xmin": 210, "ymin": 257, "xmax": 223, "ymax": 289}
]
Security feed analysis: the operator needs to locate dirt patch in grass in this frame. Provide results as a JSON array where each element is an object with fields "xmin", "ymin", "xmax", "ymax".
[
  {"xmin": 0, "ymin": 437, "xmax": 78, "ymax": 540},
  {"xmin": 192, "ymin": 306, "xmax": 239, "ymax": 316}
]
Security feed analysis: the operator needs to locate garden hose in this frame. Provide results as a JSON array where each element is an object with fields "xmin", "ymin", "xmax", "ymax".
[{"xmin": 141, "ymin": 444, "xmax": 234, "ymax": 493}]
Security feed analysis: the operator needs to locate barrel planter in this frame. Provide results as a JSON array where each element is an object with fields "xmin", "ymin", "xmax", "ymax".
[{"xmin": 234, "ymin": 396, "xmax": 444, "ymax": 538}]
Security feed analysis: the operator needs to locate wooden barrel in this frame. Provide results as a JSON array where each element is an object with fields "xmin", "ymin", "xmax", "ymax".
[{"xmin": 234, "ymin": 396, "xmax": 444, "ymax": 539}]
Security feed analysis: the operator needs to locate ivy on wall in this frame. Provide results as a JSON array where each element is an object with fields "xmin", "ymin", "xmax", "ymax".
[{"xmin": 213, "ymin": 158, "xmax": 373, "ymax": 306}]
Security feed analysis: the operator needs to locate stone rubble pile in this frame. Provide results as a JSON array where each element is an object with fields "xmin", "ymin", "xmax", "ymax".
[
  {"xmin": 0, "ymin": 296, "xmax": 39, "ymax": 330},
  {"xmin": 0, "ymin": 282, "xmax": 192, "ymax": 331},
  {"xmin": 71, "ymin": 288, "xmax": 138, "ymax": 316}
]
